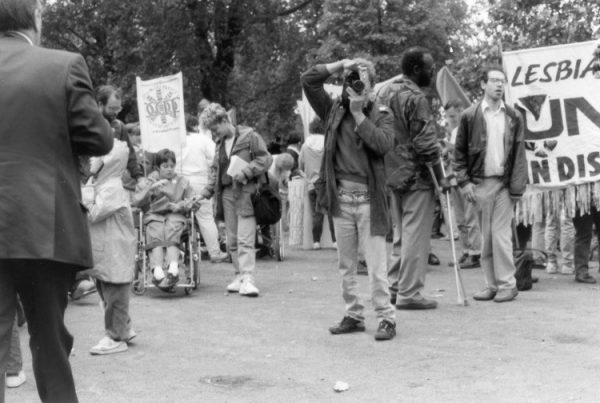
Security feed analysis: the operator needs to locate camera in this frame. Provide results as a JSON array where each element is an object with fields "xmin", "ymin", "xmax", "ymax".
[{"xmin": 345, "ymin": 71, "xmax": 365, "ymax": 94}]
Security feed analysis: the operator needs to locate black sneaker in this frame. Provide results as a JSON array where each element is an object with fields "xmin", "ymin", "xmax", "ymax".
[
  {"xmin": 374, "ymin": 320, "xmax": 396, "ymax": 341},
  {"xmin": 460, "ymin": 255, "xmax": 481, "ymax": 269},
  {"xmin": 428, "ymin": 253, "xmax": 440, "ymax": 266},
  {"xmin": 448, "ymin": 253, "xmax": 468, "ymax": 267},
  {"xmin": 329, "ymin": 316, "xmax": 365, "ymax": 335}
]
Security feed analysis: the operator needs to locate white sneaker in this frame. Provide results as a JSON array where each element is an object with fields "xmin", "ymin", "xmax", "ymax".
[
  {"xmin": 239, "ymin": 277, "xmax": 259, "ymax": 297},
  {"xmin": 546, "ymin": 260, "xmax": 558, "ymax": 274},
  {"xmin": 332, "ymin": 242, "xmax": 337, "ymax": 249},
  {"xmin": 5, "ymin": 370, "xmax": 26, "ymax": 388},
  {"xmin": 313, "ymin": 242, "xmax": 321, "ymax": 250},
  {"xmin": 90, "ymin": 336, "xmax": 128, "ymax": 355},
  {"xmin": 226, "ymin": 275, "xmax": 243, "ymax": 293}
]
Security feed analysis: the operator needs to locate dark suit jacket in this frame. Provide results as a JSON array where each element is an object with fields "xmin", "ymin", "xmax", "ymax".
[{"xmin": 0, "ymin": 34, "xmax": 113, "ymax": 268}]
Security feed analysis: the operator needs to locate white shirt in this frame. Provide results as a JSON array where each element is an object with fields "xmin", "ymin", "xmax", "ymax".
[
  {"xmin": 175, "ymin": 132, "xmax": 216, "ymax": 192},
  {"xmin": 482, "ymin": 98, "xmax": 506, "ymax": 177}
]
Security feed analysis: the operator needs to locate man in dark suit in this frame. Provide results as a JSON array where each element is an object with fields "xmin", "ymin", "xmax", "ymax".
[{"xmin": 0, "ymin": 1, "xmax": 113, "ymax": 402}]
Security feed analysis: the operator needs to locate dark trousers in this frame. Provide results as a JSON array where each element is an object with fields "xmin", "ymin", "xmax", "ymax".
[
  {"xmin": 308, "ymin": 189, "xmax": 336, "ymax": 243},
  {"xmin": 0, "ymin": 260, "xmax": 78, "ymax": 403},
  {"xmin": 573, "ymin": 207, "xmax": 600, "ymax": 276}
]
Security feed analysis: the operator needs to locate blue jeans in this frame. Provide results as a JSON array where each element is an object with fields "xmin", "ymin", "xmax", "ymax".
[
  {"xmin": 333, "ymin": 189, "xmax": 395, "ymax": 322},
  {"xmin": 222, "ymin": 187, "xmax": 256, "ymax": 278}
]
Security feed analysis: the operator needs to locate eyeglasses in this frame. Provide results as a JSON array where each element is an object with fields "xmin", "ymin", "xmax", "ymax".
[{"xmin": 488, "ymin": 78, "xmax": 506, "ymax": 84}]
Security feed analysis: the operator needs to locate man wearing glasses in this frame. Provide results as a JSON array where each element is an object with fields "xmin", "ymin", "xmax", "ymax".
[
  {"xmin": 96, "ymin": 85, "xmax": 144, "ymax": 182},
  {"xmin": 453, "ymin": 65, "xmax": 527, "ymax": 303}
]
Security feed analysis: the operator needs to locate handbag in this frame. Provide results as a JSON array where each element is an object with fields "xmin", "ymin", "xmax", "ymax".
[
  {"xmin": 252, "ymin": 174, "xmax": 282, "ymax": 226},
  {"xmin": 513, "ymin": 248, "xmax": 545, "ymax": 291}
]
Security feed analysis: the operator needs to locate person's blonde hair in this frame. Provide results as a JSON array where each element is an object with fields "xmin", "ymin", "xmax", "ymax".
[
  {"xmin": 199, "ymin": 102, "xmax": 229, "ymax": 129},
  {"xmin": 275, "ymin": 153, "xmax": 294, "ymax": 172}
]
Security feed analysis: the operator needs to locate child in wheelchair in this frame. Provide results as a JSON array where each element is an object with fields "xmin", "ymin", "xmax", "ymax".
[{"xmin": 134, "ymin": 148, "xmax": 195, "ymax": 291}]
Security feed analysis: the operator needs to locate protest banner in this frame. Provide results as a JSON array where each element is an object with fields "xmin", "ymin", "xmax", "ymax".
[
  {"xmin": 503, "ymin": 40, "xmax": 600, "ymax": 221},
  {"xmin": 136, "ymin": 72, "xmax": 187, "ymax": 153}
]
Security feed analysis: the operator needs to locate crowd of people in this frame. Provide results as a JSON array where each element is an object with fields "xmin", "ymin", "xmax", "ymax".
[{"xmin": 1, "ymin": 0, "xmax": 599, "ymax": 402}]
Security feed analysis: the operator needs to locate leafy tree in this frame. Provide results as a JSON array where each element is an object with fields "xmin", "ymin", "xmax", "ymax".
[
  {"xmin": 42, "ymin": 0, "xmax": 320, "ymax": 141},
  {"xmin": 449, "ymin": 0, "xmax": 600, "ymax": 100},
  {"xmin": 309, "ymin": 0, "xmax": 469, "ymax": 83}
]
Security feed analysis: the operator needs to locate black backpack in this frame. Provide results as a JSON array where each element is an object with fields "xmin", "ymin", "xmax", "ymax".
[{"xmin": 252, "ymin": 174, "xmax": 281, "ymax": 226}]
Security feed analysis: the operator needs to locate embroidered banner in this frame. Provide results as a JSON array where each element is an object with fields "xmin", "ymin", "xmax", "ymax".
[
  {"xmin": 136, "ymin": 72, "xmax": 187, "ymax": 153},
  {"xmin": 503, "ymin": 40, "xmax": 600, "ymax": 220}
]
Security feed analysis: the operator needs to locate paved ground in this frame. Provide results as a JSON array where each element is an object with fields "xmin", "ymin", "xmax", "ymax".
[{"xmin": 6, "ymin": 236, "xmax": 600, "ymax": 403}]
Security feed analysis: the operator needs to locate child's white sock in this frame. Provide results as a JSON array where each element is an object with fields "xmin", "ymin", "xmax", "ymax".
[
  {"xmin": 167, "ymin": 261, "xmax": 179, "ymax": 276},
  {"xmin": 153, "ymin": 266, "xmax": 165, "ymax": 280}
]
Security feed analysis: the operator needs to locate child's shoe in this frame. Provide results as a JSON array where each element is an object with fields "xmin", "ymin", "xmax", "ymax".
[
  {"xmin": 165, "ymin": 272, "xmax": 179, "ymax": 288},
  {"xmin": 5, "ymin": 370, "xmax": 26, "ymax": 388}
]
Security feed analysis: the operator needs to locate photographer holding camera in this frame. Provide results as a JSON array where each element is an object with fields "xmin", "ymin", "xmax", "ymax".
[{"xmin": 301, "ymin": 58, "xmax": 396, "ymax": 341}]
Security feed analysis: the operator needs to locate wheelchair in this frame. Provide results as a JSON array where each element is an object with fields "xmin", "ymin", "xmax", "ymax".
[
  {"xmin": 255, "ymin": 217, "xmax": 285, "ymax": 261},
  {"xmin": 131, "ymin": 208, "xmax": 201, "ymax": 295}
]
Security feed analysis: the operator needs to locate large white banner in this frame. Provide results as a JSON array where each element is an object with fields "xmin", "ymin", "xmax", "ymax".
[
  {"xmin": 136, "ymin": 72, "xmax": 186, "ymax": 153},
  {"xmin": 503, "ymin": 40, "xmax": 600, "ymax": 191}
]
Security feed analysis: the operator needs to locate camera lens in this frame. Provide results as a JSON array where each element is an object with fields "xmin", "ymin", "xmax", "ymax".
[{"xmin": 351, "ymin": 80, "xmax": 365, "ymax": 93}]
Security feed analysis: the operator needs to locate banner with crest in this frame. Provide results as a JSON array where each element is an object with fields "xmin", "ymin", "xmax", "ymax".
[
  {"xmin": 503, "ymin": 40, "xmax": 600, "ymax": 221},
  {"xmin": 136, "ymin": 72, "xmax": 187, "ymax": 153}
]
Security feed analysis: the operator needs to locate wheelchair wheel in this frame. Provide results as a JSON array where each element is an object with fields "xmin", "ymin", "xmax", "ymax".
[
  {"xmin": 273, "ymin": 220, "xmax": 284, "ymax": 261},
  {"xmin": 184, "ymin": 216, "xmax": 201, "ymax": 295},
  {"xmin": 131, "ymin": 259, "xmax": 146, "ymax": 296},
  {"xmin": 132, "ymin": 210, "xmax": 147, "ymax": 295}
]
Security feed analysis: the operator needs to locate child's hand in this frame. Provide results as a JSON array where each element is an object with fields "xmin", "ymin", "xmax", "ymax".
[{"xmin": 150, "ymin": 179, "xmax": 169, "ymax": 192}]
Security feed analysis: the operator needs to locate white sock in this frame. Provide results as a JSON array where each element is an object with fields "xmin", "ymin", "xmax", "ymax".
[
  {"xmin": 153, "ymin": 266, "xmax": 165, "ymax": 280},
  {"xmin": 167, "ymin": 261, "xmax": 178, "ymax": 276}
]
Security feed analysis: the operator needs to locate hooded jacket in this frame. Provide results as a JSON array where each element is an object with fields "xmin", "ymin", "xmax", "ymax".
[{"xmin": 83, "ymin": 140, "xmax": 136, "ymax": 283}]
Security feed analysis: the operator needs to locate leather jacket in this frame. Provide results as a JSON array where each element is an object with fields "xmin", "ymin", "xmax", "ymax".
[{"xmin": 453, "ymin": 101, "xmax": 527, "ymax": 197}]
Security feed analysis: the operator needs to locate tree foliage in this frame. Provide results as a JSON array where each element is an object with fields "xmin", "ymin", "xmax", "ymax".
[
  {"xmin": 312, "ymin": 0, "xmax": 468, "ymax": 82},
  {"xmin": 41, "ymin": 0, "xmax": 600, "ymax": 140}
]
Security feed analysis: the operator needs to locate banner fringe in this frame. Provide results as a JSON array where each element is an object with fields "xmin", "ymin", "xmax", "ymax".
[{"xmin": 516, "ymin": 183, "xmax": 600, "ymax": 224}]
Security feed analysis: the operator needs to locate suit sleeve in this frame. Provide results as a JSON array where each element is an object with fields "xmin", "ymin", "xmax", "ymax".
[
  {"xmin": 67, "ymin": 54, "xmax": 113, "ymax": 156},
  {"xmin": 510, "ymin": 112, "xmax": 528, "ymax": 196},
  {"xmin": 453, "ymin": 112, "xmax": 470, "ymax": 186}
]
